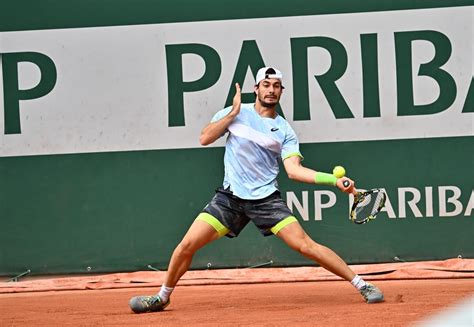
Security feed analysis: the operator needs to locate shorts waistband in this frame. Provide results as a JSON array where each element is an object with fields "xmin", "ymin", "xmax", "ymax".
[{"xmin": 216, "ymin": 186, "xmax": 280, "ymax": 203}]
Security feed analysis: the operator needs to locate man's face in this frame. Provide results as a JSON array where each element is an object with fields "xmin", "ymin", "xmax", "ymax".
[{"xmin": 255, "ymin": 79, "xmax": 283, "ymax": 108}]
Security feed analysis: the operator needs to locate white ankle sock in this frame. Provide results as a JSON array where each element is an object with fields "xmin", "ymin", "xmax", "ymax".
[
  {"xmin": 157, "ymin": 284, "xmax": 174, "ymax": 302},
  {"xmin": 350, "ymin": 275, "xmax": 368, "ymax": 290}
]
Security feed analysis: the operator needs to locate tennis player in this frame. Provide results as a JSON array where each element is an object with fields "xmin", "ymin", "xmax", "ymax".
[{"xmin": 129, "ymin": 67, "xmax": 384, "ymax": 313}]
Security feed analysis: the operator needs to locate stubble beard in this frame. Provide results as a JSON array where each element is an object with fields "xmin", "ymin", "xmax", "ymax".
[{"xmin": 258, "ymin": 94, "xmax": 279, "ymax": 109}]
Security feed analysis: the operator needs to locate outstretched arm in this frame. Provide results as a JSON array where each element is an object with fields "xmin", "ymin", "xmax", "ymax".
[
  {"xmin": 283, "ymin": 155, "xmax": 354, "ymax": 193},
  {"xmin": 200, "ymin": 83, "xmax": 241, "ymax": 146}
]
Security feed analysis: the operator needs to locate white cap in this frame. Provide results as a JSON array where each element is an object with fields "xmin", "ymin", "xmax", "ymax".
[{"xmin": 255, "ymin": 67, "xmax": 283, "ymax": 85}]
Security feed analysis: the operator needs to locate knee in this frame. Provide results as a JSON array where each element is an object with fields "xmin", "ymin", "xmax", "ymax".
[
  {"xmin": 297, "ymin": 241, "xmax": 311, "ymax": 256},
  {"xmin": 175, "ymin": 239, "xmax": 198, "ymax": 257},
  {"xmin": 297, "ymin": 239, "xmax": 322, "ymax": 260}
]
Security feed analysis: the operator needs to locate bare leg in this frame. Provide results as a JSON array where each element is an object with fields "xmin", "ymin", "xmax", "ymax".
[
  {"xmin": 129, "ymin": 219, "xmax": 221, "ymax": 313},
  {"xmin": 276, "ymin": 221, "xmax": 355, "ymax": 281},
  {"xmin": 164, "ymin": 219, "xmax": 221, "ymax": 287}
]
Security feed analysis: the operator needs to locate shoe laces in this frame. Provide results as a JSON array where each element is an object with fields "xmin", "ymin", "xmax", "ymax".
[
  {"xmin": 144, "ymin": 296, "xmax": 160, "ymax": 306},
  {"xmin": 361, "ymin": 284, "xmax": 376, "ymax": 295}
]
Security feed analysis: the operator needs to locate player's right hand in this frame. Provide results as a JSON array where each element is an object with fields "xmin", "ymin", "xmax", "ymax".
[
  {"xmin": 231, "ymin": 83, "xmax": 241, "ymax": 117},
  {"xmin": 337, "ymin": 177, "xmax": 356, "ymax": 195}
]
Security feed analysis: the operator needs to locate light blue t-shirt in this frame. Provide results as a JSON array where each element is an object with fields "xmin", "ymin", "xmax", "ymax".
[{"xmin": 211, "ymin": 103, "xmax": 303, "ymax": 200}]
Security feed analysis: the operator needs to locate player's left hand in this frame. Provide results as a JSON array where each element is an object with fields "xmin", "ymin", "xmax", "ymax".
[
  {"xmin": 336, "ymin": 177, "xmax": 355, "ymax": 194},
  {"xmin": 230, "ymin": 83, "xmax": 241, "ymax": 117}
]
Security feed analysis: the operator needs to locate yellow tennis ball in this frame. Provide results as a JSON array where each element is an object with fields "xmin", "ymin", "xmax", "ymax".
[{"xmin": 333, "ymin": 166, "xmax": 346, "ymax": 178}]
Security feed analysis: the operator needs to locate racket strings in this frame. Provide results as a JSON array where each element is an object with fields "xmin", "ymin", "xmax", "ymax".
[
  {"xmin": 372, "ymin": 193, "xmax": 385, "ymax": 212},
  {"xmin": 353, "ymin": 191, "xmax": 385, "ymax": 222}
]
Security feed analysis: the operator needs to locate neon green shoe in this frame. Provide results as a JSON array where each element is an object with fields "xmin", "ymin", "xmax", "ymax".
[
  {"xmin": 129, "ymin": 295, "xmax": 170, "ymax": 313},
  {"xmin": 359, "ymin": 283, "xmax": 384, "ymax": 303}
]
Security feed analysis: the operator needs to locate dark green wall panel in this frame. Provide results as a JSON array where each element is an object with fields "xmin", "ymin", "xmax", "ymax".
[
  {"xmin": 0, "ymin": 0, "xmax": 471, "ymax": 32},
  {"xmin": 1, "ymin": 136, "xmax": 472, "ymax": 275}
]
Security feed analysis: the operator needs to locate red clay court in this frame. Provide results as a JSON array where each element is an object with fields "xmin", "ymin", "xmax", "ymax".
[{"xmin": 1, "ymin": 258, "xmax": 473, "ymax": 326}]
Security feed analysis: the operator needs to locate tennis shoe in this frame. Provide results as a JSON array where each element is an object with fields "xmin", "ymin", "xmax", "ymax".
[
  {"xmin": 359, "ymin": 283, "xmax": 384, "ymax": 303},
  {"xmin": 129, "ymin": 295, "xmax": 170, "ymax": 313}
]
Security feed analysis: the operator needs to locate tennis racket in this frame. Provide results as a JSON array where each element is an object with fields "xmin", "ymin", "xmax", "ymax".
[{"xmin": 342, "ymin": 180, "xmax": 386, "ymax": 224}]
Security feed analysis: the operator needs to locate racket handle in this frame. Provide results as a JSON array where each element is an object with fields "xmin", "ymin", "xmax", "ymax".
[{"xmin": 343, "ymin": 180, "xmax": 357, "ymax": 195}]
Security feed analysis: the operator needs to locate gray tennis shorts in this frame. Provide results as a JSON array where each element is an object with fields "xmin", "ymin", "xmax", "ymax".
[{"xmin": 202, "ymin": 187, "xmax": 294, "ymax": 238}]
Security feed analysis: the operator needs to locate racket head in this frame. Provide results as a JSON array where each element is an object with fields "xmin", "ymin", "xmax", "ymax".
[{"xmin": 350, "ymin": 188, "xmax": 386, "ymax": 224}]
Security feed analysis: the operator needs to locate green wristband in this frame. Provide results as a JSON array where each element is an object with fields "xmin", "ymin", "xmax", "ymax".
[{"xmin": 314, "ymin": 172, "xmax": 337, "ymax": 186}]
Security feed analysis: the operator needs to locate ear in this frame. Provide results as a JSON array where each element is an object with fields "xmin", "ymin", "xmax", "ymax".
[{"xmin": 254, "ymin": 84, "xmax": 259, "ymax": 94}]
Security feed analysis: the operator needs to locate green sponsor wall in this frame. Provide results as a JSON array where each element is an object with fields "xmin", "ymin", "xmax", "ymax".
[
  {"xmin": 1, "ymin": 137, "xmax": 472, "ymax": 275},
  {"xmin": 0, "ymin": 0, "xmax": 473, "ymax": 276}
]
